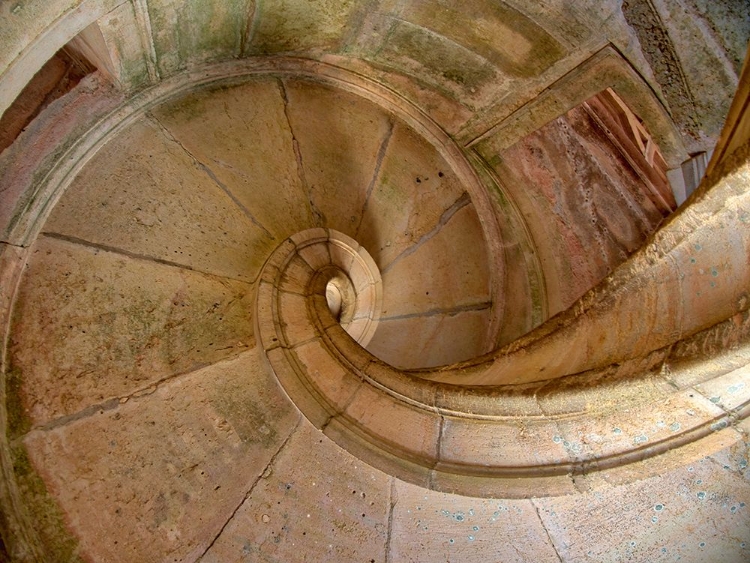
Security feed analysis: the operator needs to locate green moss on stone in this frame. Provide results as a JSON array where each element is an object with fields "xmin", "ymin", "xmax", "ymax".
[
  {"xmin": 5, "ymin": 365, "xmax": 30, "ymax": 441},
  {"xmin": 10, "ymin": 444, "xmax": 83, "ymax": 563}
]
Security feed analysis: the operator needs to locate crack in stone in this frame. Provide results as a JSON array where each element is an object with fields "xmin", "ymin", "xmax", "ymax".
[
  {"xmin": 380, "ymin": 192, "xmax": 471, "ymax": 275},
  {"xmin": 240, "ymin": 0, "xmax": 259, "ymax": 56},
  {"xmin": 149, "ymin": 115, "xmax": 275, "ymax": 239},
  {"xmin": 379, "ymin": 301, "xmax": 492, "ymax": 322},
  {"xmin": 384, "ymin": 477, "xmax": 397, "ymax": 563},
  {"xmin": 28, "ymin": 351, "xmax": 253, "ymax": 434},
  {"xmin": 40, "ymin": 232, "xmax": 259, "ymax": 286},
  {"xmin": 132, "ymin": 0, "xmax": 160, "ymax": 83},
  {"xmin": 428, "ymin": 415, "xmax": 445, "ymax": 490},
  {"xmin": 531, "ymin": 499, "xmax": 565, "ymax": 563},
  {"xmin": 277, "ymin": 79, "xmax": 324, "ymax": 227},
  {"xmin": 196, "ymin": 414, "xmax": 303, "ymax": 562},
  {"xmin": 355, "ymin": 120, "xmax": 394, "ymax": 238}
]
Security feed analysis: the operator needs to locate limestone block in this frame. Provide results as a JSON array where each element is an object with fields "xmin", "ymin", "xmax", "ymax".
[
  {"xmin": 356, "ymin": 122, "xmax": 467, "ymax": 270},
  {"xmin": 290, "ymin": 339, "xmax": 362, "ymax": 412},
  {"xmin": 342, "ymin": 384, "xmax": 441, "ymax": 464},
  {"xmin": 282, "ymin": 79, "xmax": 393, "ymax": 236},
  {"xmin": 278, "ymin": 254, "xmax": 314, "ymax": 295},
  {"xmin": 366, "ymin": 308, "xmax": 491, "ymax": 370},
  {"xmin": 544, "ymin": 390, "xmax": 726, "ymax": 465},
  {"xmin": 9, "ymin": 236, "xmax": 254, "ymax": 426},
  {"xmin": 247, "ymin": 0, "xmax": 362, "ymax": 54},
  {"xmin": 297, "ymin": 242, "xmax": 331, "ymax": 271},
  {"xmin": 278, "ymin": 291, "xmax": 316, "ymax": 346},
  {"xmin": 535, "ymin": 445, "xmax": 750, "ymax": 562},
  {"xmin": 146, "ymin": 0, "xmax": 251, "ymax": 76},
  {"xmin": 0, "ymin": 73, "xmax": 122, "ymax": 243},
  {"xmin": 151, "ymin": 80, "xmax": 314, "ymax": 240},
  {"xmin": 96, "ymin": 2, "xmax": 152, "ymax": 90},
  {"xmin": 200, "ymin": 420, "xmax": 390, "ymax": 563},
  {"xmin": 378, "ymin": 204, "xmax": 490, "ymax": 319},
  {"xmin": 439, "ymin": 416, "xmax": 570, "ymax": 470},
  {"xmin": 388, "ymin": 479, "xmax": 561, "ymax": 563},
  {"xmin": 44, "ymin": 118, "xmax": 276, "ymax": 283},
  {"xmin": 23, "ymin": 351, "xmax": 298, "ymax": 563}
]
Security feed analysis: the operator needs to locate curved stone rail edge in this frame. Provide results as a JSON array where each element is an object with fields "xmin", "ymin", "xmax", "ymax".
[{"xmin": 258, "ymin": 227, "xmax": 750, "ymax": 498}]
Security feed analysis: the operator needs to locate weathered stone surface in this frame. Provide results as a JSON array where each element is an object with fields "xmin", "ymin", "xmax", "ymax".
[
  {"xmin": 492, "ymin": 103, "xmax": 666, "ymax": 315},
  {"xmin": 1, "ymin": 3, "xmax": 749, "ymax": 560},
  {"xmin": 535, "ymin": 445, "xmax": 750, "ymax": 562},
  {"xmin": 22, "ymin": 351, "xmax": 299, "ymax": 563},
  {"xmin": 400, "ymin": 0, "xmax": 567, "ymax": 79},
  {"xmin": 378, "ymin": 203, "xmax": 490, "ymax": 318},
  {"xmin": 199, "ymin": 420, "xmax": 390, "ymax": 563},
  {"xmin": 44, "ymin": 117, "xmax": 275, "ymax": 283},
  {"xmin": 0, "ymin": 73, "xmax": 123, "ymax": 243},
  {"xmin": 247, "ymin": 0, "xmax": 361, "ymax": 54},
  {"xmin": 623, "ymin": 0, "xmax": 740, "ymax": 153},
  {"xmin": 151, "ymin": 80, "xmax": 314, "ymax": 241},
  {"xmin": 9, "ymin": 236, "xmax": 254, "ymax": 426},
  {"xmin": 281, "ymin": 78, "xmax": 393, "ymax": 236},
  {"xmin": 389, "ymin": 479, "xmax": 561, "ymax": 563},
  {"xmin": 366, "ymin": 307, "xmax": 491, "ymax": 369},
  {"xmin": 97, "ymin": 2, "xmax": 153, "ymax": 90},
  {"xmin": 356, "ymin": 121, "xmax": 468, "ymax": 270},
  {"xmin": 147, "ymin": 0, "xmax": 252, "ymax": 77}
]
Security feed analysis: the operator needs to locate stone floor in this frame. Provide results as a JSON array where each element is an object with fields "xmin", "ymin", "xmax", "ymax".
[{"xmin": 17, "ymin": 347, "xmax": 750, "ymax": 562}]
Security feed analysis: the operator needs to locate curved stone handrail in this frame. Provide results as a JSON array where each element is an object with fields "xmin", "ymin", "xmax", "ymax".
[{"xmin": 257, "ymin": 145, "xmax": 750, "ymax": 496}]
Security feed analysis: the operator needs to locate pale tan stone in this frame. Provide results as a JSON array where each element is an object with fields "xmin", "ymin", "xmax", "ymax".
[
  {"xmin": 200, "ymin": 420, "xmax": 390, "ymax": 563},
  {"xmin": 389, "ymin": 479, "xmax": 561, "ymax": 562},
  {"xmin": 278, "ymin": 254, "xmax": 314, "ymax": 295},
  {"xmin": 44, "ymin": 118, "xmax": 276, "ymax": 283},
  {"xmin": 356, "ymin": 122, "xmax": 468, "ymax": 270},
  {"xmin": 281, "ymin": 78, "xmax": 393, "ymax": 236},
  {"xmin": 366, "ymin": 308, "xmax": 492, "ymax": 369},
  {"xmin": 247, "ymin": 0, "xmax": 362, "ymax": 54},
  {"xmin": 9, "ymin": 236, "xmax": 254, "ymax": 425},
  {"xmin": 439, "ymin": 415, "xmax": 571, "ymax": 470},
  {"xmin": 342, "ymin": 384, "xmax": 440, "ymax": 462},
  {"xmin": 1, "ymin": 5, "xmax": 749, "ymax": 560},
  {"xmin": 378, "ymin": 203, "xmax": 491, "ymax": 319},
  {"xmin": 297, "ymin": 243, "xmax": 331, "ymax": 271},
  {"xmin": 278, "ymin": 290, "xmax": 316, "ymax": 346},
  {"xmin": 23, "ymin": 351, "xmax": 299, "ymax": 563},
  {"xmin": 151, "ymin": 80, "xmax": 315, "ymax": 241},
  {"xmin": 535, "ymin": 444, "xmax": 750, "ymax": 562},
  {"xmin": 290, "ymin": 339, "xmax": 361, "ymax": 411}
]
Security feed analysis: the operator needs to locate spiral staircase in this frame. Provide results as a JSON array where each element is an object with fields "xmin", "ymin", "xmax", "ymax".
[{"xmin": 1, "ymin": 1, "xmax": 749, "ymax": 562}]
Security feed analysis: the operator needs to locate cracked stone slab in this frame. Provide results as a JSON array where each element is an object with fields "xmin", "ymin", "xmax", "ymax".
[
  {"xmin": 366, "ymin": 306, "xmax": 491, "ymax": 369},
  {"xmin": 22, "ymin": 350, "xmax": 298, "ymax": 563},
  {"xmin": 44, "ymin": 117, "xmax": 276, "ymax": 284},
  {"xmin": 199, "ymin": 419, "xmax": 390, "ymax": 563},
  {"xmin": 150, "ymin": 79, "xmax": 316, "ymax": 241},
  {"xmin": 379, "ymin": 203, "xmax": 491, "ymax": 319},
  {"xmin": 388, "ymin": 479, "xmax": 561, "ymax": 563},
  {"xmin": 534, "ymin": 443, "xmax": 750, "ymax": 562},
  {"xmin": 281, "ymin": 78, "xmax": 394, "ymax": 237},
  {"xmin": 356, "ymin": 122, "xmax": 470, "ymax": 271},
  {"xmin": 8, "ymin": 235, "xmax": 255, "ymax": 427}
]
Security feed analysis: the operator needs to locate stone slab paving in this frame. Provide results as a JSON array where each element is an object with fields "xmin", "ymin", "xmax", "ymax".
[
  {"xmin": 9, "ymin": 236, "xmax": 255, "ymax": 427},
  {"xmin": 535, "ymin": 446, "xmax": 750, "ymax": 562},
  {"xmin": 44, "ymin": 117, "xmax": 275, "ymax": 284},
  {"xmin": 23, "ymin": 350, "xmax": 299, "ymax": 563},
  {"xmin": 199, "ymin": 420, "xmax": 391, "ymax": 563}
]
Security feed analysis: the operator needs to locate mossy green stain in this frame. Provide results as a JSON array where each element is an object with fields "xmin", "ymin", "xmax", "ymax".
[
  {"xmin": 5, "ymin": 365, "xmax": 31, "ymax": 440},
  {"xmin": 10, "ymin": 443, "xmax": 83, "ymax": 563},
  {"xmin": 378, "ymin": 22, "xmax": 495, "ymax": 92}
]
